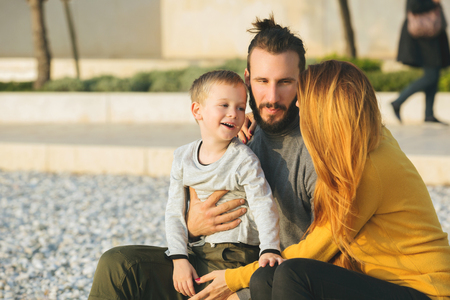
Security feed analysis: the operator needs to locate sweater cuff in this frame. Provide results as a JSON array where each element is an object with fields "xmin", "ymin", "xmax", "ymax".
[
  {"xmin": 260, "ymin": 249, "xmax": 281, "ymax": 257},
  {"xmin": 225, "ymin": 261, "xmax": 260, "ymax": 292},
  {"xmin": 168, "ymin": 254, "xmax": 189, "ymax": 260}
]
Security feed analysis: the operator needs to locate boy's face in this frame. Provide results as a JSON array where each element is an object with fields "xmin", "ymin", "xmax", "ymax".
[{"xmin": 193, "ymin": 83, "xmax": 247, "ymax": 143}]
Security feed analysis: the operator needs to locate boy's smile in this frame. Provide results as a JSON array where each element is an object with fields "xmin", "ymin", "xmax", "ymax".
[{"xmin": 221, "ymin": 122, "xmax": 237, "ymax": 129}]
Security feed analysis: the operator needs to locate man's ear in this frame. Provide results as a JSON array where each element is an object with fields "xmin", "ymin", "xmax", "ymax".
[
  {"xmin": 191, "ymin": 102, "xmax": 203, "ymax": 121},
  {"xmin": 244, "ymin": 68, "xmax": 250, "ymax": 87}
]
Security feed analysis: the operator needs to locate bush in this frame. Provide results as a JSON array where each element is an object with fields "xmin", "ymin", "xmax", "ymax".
[
  {"xmin": 177, "ymin": 66, "xmax": 211, "ymax": 91},
  {"xmin": 366, "ymin": 69, "xmax": 422, "ymax": 92},
  {"xmin": 40, "ymin": 77, "xmax": 86, "ymax": 92},
  {"xmin": 85, "ymin": 75, "xmax": 132, "ymax": 92},
  {"xmin": 217, "ymin": 58, "xmax": 247, "ymax": 76},
  {"xmin": 130, "ymin": 72, "xmax": 153, "ymax": 92},
  {"xmin": 0, "ymin": 81, "xmax": 33, "ymax": 92},
  {"xmin": 319, "ymin": 54, "xmax": 382, "ymax": 72},
  {"xmin": 148, "ymin": 70, "xmax": 185, "ymax": 92},
  {"xmin": 438, "ymin": 69, "xmax": 450, "ymax": 91},
  {"xmin": 7, "ymin": 58, "xmax": 450, "ymax": 92}
]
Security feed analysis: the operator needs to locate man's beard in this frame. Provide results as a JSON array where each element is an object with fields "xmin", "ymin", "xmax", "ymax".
[{"xmin": 249, "ymin": 86, "xmax": 299, "ymax": 134}]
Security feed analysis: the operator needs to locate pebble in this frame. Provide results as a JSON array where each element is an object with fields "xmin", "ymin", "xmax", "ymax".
[{"xmin": 0, "ymin": 170, "xmax": 449, "ymax": 299}]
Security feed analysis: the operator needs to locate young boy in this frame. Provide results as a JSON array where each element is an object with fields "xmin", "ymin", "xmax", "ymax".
[{"xmin": 165, "ymin": 70, "xmax": 282, "ymax": 297}]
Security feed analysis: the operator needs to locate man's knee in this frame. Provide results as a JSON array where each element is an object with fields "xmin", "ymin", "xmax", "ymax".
[
  {"xmin": 99, "ymin": 245, "xmax": 169, "ymax": 266},
  {"xmin": 93, "ymin": 246, "xmax": 135, "ymax": 283},
  {"xmin": 89, "ymin": 247, "xmax": 133, "ymax": 300},
  {"xmin": 90, "ymin": 245, "xmax": 172, "ymax": 300},
  {"xmin": 99, "ymin": 246, "xmax": 126, "ymax": 265}
]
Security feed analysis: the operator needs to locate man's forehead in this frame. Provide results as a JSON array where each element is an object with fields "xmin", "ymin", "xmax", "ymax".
[{"xmin": 248, "ymin": 48, "xmax": 300, "ymax": 78}]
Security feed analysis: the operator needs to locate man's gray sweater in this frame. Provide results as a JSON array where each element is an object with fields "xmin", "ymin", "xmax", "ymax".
[{"xmin": 247, "ymin": 116, "xmax": 317, "ymax": 250}]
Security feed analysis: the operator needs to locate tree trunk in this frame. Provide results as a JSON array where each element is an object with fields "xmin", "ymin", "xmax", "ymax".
[
  {"xmin": 28, "ymin": 0, "xmax": 51, "ymax": 89},
  {"xmin": 337, "ymin": 0, "xmax": 357, "ymax": 58},
  {"xmin": 62, "ymin": 0, "xmax": 80, "ymax": 79}
]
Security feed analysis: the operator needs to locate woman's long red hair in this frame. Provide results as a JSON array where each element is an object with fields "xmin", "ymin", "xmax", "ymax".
[{"xmin": 297, "ymin": 60, "xmax": 382, "ymax": 270}]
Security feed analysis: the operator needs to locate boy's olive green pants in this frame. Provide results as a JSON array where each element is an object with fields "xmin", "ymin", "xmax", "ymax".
[{"xmin": 88, "ymin": 243, "xmax": 259, "ymax": 300}]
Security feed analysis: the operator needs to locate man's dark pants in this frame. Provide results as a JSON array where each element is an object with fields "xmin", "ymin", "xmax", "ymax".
[{"xmin": 88, "ymin": 243, "xmax": 259, "ymax": 300}]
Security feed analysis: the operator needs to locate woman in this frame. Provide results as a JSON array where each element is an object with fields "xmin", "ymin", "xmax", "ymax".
[
  {"xmin": 392, "ymin": 0, "xmax": 450, "ymax": 124},
  {"xmin": 246, "ymin": 60, "xmax": 450, "ymax": 300}
]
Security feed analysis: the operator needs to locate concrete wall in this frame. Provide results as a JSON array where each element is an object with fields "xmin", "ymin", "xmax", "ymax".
[
  {"xmin": 0, "ymin": 92, "xmax": 194, "ymax": 124},
  {"xmin": 1, "ymin": 92, "xmax": 449, "ymax": 125},
  {"xmin": 0, "ymin": 0, "xmax": 161, "ymax": 59},
  {"xmin": 161, "ymin": 0, "xmax": 406, "ymax": 59},
  {"xmin": 5, "ymin": 0, "xmax": 450, "ymax": 60}
]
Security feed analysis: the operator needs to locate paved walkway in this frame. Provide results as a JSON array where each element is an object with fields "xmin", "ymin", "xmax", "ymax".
[
  {"xmin": 387, "ymin": 124, "xmax": 450, "ymax": 156},
  {"xmin": 0, "ymin": 123, "xmax": 201, "ymax": 148},
  {"xmin": 0, "ymin": 123, "xmax": 448, "ymax": 184},
  {"xmin": 0, "ymin": 123, "xmax": 448, "ymax": 155}
]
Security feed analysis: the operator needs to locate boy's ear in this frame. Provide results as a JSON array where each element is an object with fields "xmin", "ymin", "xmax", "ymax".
[
  {"xmin": 191, "ymin": 102, "xmax": 203, "ymax": 120},
  {"xmin": 244, "ymin": 68, "xmax": 250, "ymax": 86}
]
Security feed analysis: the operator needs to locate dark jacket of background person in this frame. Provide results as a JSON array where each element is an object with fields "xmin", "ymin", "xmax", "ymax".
[{"xmin": 397, "ymin": 0, "xmax": 450, "ymax": 68}]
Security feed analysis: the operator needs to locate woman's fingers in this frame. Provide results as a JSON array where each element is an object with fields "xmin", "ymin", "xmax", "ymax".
[{"xmin": 237, "ymin": 112, "xmax": 255, "ymax": 144}]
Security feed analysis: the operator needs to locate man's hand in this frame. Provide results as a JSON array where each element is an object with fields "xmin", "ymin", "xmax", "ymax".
[
  {"xmin": 237, "ymin": 112, "xmax": 256, "ymax": 144},
  {"xmin": 259, "ymin": 252, "xmax": 284, "ymax": 268},
  {"xmin": 189, "ymin": 270, "xmax": 233, "ymax": 300},
  {"xmin": 173, "ymin": 259, "xmax": 199, "ymax": 297},
  {"xmin": 186, "ymin": 188, "xmax": 247, "ymax": 238}
]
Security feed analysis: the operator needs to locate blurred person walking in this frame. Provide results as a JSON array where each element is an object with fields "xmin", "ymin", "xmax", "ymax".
[{"xmin": 392, "ymin": 0, "xmax": 450, "ymax": 125}]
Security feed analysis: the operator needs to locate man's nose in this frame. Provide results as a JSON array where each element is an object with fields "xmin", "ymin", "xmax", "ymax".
[{"xmin": 266, "ymin": 83, "xmax": 278, "ymax": 103}]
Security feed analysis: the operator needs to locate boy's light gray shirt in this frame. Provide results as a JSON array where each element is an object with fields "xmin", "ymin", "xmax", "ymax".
[{"xmin": 165, "ymin": 137, "xmax": 280, "ymax": 257}]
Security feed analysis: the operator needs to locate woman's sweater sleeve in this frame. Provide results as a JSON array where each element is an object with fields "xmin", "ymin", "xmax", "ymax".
[{"xmin": 225, "ymin": 155, "xmax": 383, "ymax": 292}]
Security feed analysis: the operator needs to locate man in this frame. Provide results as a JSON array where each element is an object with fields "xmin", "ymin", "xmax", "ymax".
[
  {"xmin": 88, "ymin": 15, "xmax": 316, "ymax": 300},
  {"xmin": 187, "ymin": 15, "xmax": 316, "ymax": 300}
]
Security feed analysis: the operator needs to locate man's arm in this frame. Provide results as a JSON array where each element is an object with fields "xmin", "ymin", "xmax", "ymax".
[{"xmin": 186, "ymin": 187, "xmax": 247, "ymax": 238}]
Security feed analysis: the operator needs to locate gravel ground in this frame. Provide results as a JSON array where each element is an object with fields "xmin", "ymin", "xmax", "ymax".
[{"xmin": 0, "ymin": 170, "xmax": 449, "ymax": 300}]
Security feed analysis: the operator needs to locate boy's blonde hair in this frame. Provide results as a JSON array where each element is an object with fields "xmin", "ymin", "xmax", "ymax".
[{"xmin": 189, "ymin": 70, "xmax": 246, "ymax": 104}]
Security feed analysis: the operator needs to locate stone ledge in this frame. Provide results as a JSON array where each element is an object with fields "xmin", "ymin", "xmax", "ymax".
[
  {"xmin": 1, "ymin": 92, "xmax": 449, "ymax": 125},
  {"xmin": 0, "ymin": 143, "xmax": 175, "ymax": 177}
]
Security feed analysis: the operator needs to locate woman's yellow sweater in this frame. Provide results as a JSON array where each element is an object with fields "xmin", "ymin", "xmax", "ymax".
[{"xmin": 225, "ymin": 128, "xmax": 450, "ymax": 300}]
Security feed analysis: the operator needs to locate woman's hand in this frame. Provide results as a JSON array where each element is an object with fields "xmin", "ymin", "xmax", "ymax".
[
  {"xmin": 189, "ymin": 270, "xmax": 233, "ymax": 300},
  {"xmin": 237, "ymin": 113, "xmax": 256, "ymax": 144}
]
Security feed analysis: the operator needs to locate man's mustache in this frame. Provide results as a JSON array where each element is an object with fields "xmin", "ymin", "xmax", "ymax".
[{"xmin": 259, "ymin": 102, "xmax": 287, "ymax": 111}]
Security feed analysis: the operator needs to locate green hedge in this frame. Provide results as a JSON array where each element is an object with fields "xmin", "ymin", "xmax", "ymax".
[
  {"xmin": 366, "ymin": 69, "xmax": 422, "ymax": 92},
  {"xmin": 0, "ymin": 59, "xmax": 246, "ymax": 93},
  {"xmin": 0, "ymin": 81, "xmax": 33, "ymax": 92},
  {"xmin": 317, "ymin": 54, "xmax": 383, "ymax": 72},
  {"xmin": 1, "ymin": 58, "xmax": 450, "ymax": 92}
]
